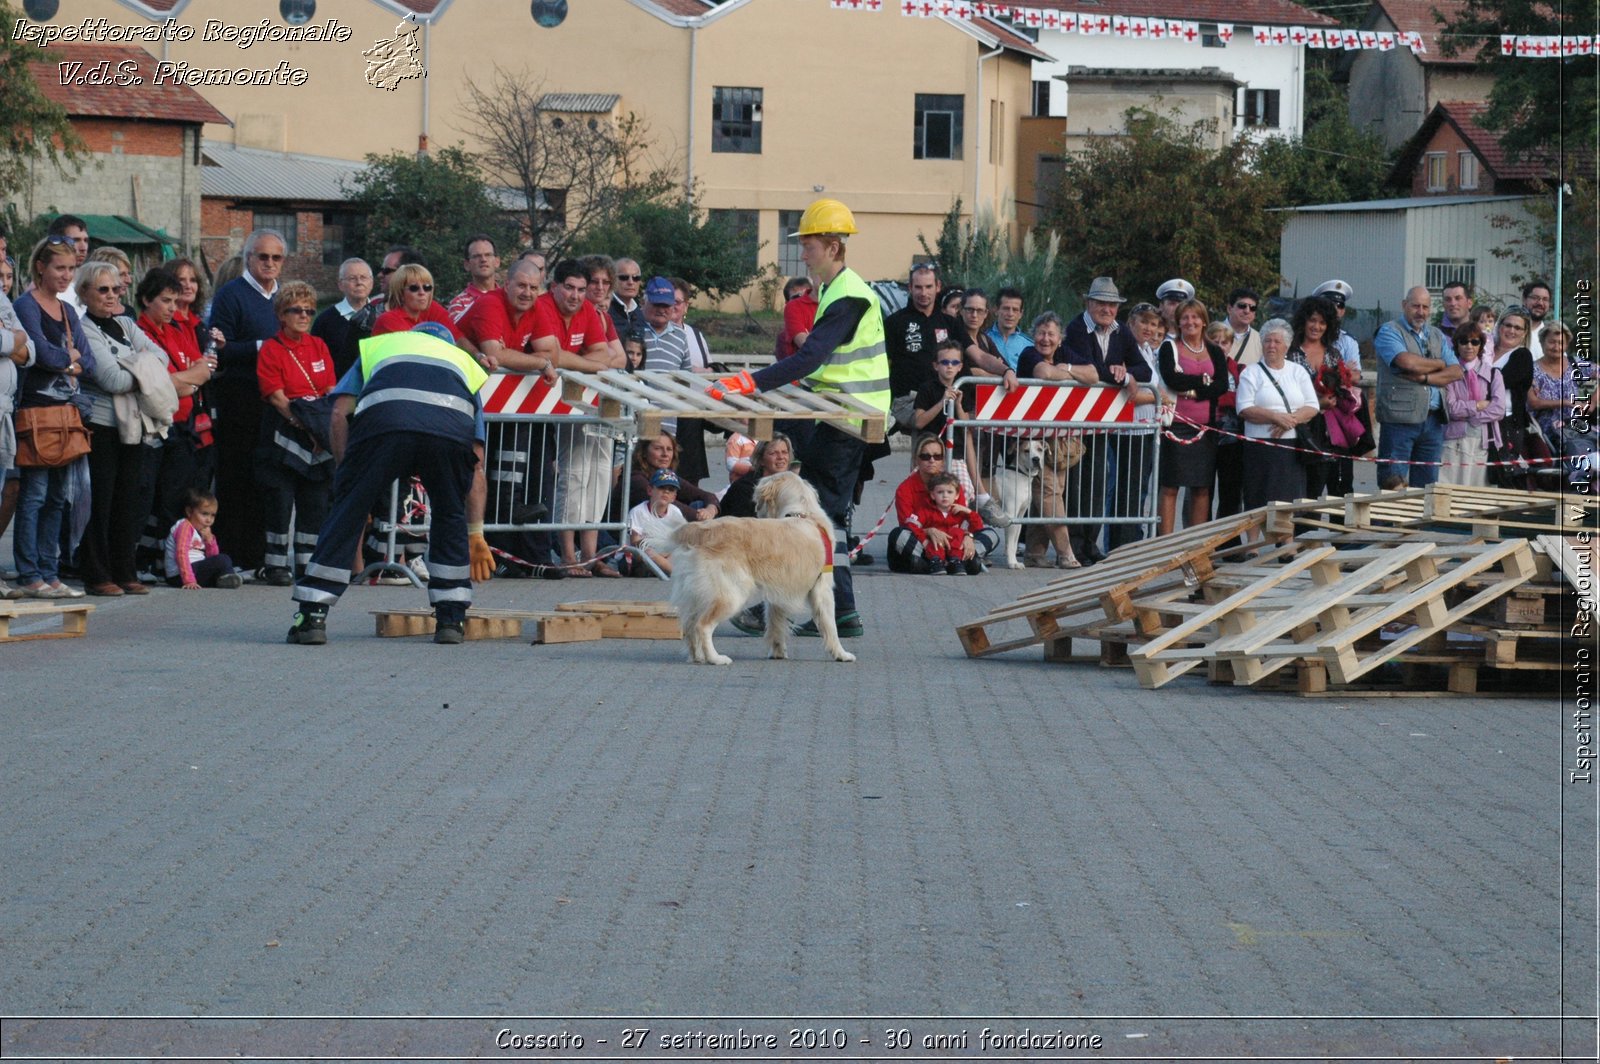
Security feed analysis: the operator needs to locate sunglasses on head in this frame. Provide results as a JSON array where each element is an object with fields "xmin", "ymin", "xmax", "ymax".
[
  {"xmin": 45, "ymin": 235, "xmax": 77, "ymax": 247},
  {"xmin": 406, "ymin": 283, "xmax": 433, "ymax": 293}
]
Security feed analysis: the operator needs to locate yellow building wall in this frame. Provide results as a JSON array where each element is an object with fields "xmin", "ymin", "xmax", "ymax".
[{"xmin": 47, "ymin": 0, "xmax": 1033, "ymax": 293}]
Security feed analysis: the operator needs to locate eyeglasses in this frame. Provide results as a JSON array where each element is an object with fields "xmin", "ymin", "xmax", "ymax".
[
  {"xmin": 255, "ymin": 253, "xmax": 285, "ymax": 262},
  {"xmin": 282, "ymin": 306, "xmax": 315, "ymax": 316},
  {"xmin": 1233, "ymin": 302, "xmax": 1257, "ymax": 312},
  {"xmin": 961, "ymin": 306, "xmax": 986, "ymax": 314},
  {"xmin": 405, "ymin": 283, "xmax": 434, "ymax": 293},
  {"xmin": 615, "ymin": 273, "xmax": 642, "ymax": 282},
  {"xmin": 936, "ymin": 359, "xmax": 963, "ymax": 366},
  {"xmin": 916, "ymin": 451, "xmax": 944, "ymax": 461},
  {"xmin": 1501, "ymin": 321, "xmax": 1526, "ymax": 332}
]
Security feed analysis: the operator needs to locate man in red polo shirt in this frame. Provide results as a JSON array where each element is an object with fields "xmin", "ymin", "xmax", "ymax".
[
  {"xmin": 459, "ymin": 258, "xmax": 547, "ymax": 374},
  {"xmin": 532, "ymin": 258, "xmax": 622, "ymax": 576}
]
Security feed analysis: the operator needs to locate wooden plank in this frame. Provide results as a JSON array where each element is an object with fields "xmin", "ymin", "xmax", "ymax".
[
  {"xmin": 370, "ymin": 607, "xmax": 602, "ymax": 642},
  {"xmin": 1541, "ymin": 535, "xmax": 1598, "ymax": 616},
  {"xmin": 0, "ymin": 601, "xmax": 95, "ymax": 643},
  {"xmin": 555, "ymin": 599, "xmax": 682, "ymax": 639}
]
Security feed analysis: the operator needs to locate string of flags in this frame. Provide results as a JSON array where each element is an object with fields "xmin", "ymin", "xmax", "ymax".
[{"xmin": 825, "ymin": 0, "xmax": 1597, "ymax": 59}]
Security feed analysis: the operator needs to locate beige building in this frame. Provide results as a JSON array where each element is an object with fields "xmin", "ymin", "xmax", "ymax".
[{"xmin": 44, "ymin": 0, "xmax": 1047, "ymax": 291}]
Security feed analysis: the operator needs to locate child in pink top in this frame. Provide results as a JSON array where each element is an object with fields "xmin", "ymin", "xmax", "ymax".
[{"xmin": 164, "ymin": 489, "xmax": 242, "ymax": 589}]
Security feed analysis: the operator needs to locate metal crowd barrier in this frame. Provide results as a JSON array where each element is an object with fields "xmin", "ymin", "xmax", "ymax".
[
  {"xmin": 945, "ymin": 376, "xmax": 1163, "ymax": 559},
  {"xmin": 359, "ymin": 371, "xmax": 665, "ymax": 582}
]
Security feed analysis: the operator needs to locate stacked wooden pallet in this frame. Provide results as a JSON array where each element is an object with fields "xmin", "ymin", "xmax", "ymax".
[
  {"xmin": 371, "ymin": 600, "xmax": 682, "ymax": 644},
  {"xmin": 0, "ymin": 600, "xmax": 95, "ymax": 643},
  {"xmin": 956, "ymin": 486, "xmax": 1595, "ymax": 696}
]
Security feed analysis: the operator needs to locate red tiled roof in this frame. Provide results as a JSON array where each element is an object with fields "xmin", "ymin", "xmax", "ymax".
[
  {"xmin": 1030, "ymin": 0, "xmax": 1340, "ymax": 28},
  {"xmin": 974, "ymin": 15, "xmax": 1056, "ymax": 59},
  {"xmin": 1437, "ymin": 101, "xmax": 1560, "ymax": 179},
  {"xmin": 1369, "ymin": 0, "xmax": 1480, "ymax": 62},
  {"xmin": 33, "ymin": 45, "xmax": 230, "ymax": 126}
]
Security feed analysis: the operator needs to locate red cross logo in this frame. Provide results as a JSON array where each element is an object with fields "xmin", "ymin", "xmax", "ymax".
[
  {"xmin": 1043, "ymin": 10, "xmax": 1060, "ymax": 28},
  {"xmin": 1253, "ymin": 27, "xmax": 1270, "ymax": 44},
  {"xmin": 1217, "ymin": 24, "xmax": 1233, "ymax": 41},
  {"xmin": 1130, "ymin": 19, "xmax": 1146, "ymax": 36},
  {"xmin": 1308, "ymin": 29, "xmax": 1323, "ymax": 46},
  {"xmin": 1290, "ymin": 27, "xmax": 1306, "ymax": 43},
  {"xmin": 1182, "ymin": 22, "xmax": 1199, "ymax": 40},
  {"xmin": 1563, "ymin": 36, "xmax": 1579, "ymax": 54},
  {"xmin": 1271, "ymin": 28, "xmax": 1287, "ymax": 43},
  {"xmin": 1095, "ymin": 16, "xmax": 1110, "ymax": 31},
  {"xmin": 1343, "ymin": 31, "xmax": 1360, "ymax": 46}
]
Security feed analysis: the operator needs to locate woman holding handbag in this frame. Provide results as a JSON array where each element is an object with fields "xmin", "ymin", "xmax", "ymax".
[{"xmin": 11, "ymin": 237, "xmax": 95, "ymax": 598}]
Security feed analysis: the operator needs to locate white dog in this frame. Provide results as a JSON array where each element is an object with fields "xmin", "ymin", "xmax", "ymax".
[
  {"xmin": 660, "ymin": 471, "xmax": 856, "ymax": 666},
  {"xmin": 986, "ymin": 438, "xmax": 1046, "ymax": 569}
]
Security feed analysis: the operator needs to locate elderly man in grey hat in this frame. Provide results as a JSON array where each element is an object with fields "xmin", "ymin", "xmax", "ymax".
[{"xmin": 1060, "ymin": 276, "xmax": 1151, "ymax": 564}]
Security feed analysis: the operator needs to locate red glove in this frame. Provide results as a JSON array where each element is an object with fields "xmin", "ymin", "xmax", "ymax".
[{"xmin": 707, "ymin": 370, "xmax": 756, "ymax": 401}]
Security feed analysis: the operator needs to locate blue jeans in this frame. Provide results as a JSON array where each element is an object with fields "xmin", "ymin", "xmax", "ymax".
[
  {"xmin": 1379, "ymin": 412, "xmax": 1446, "ymax": 487},
  {"xmin": 14, "ymin": 464, "xmax": 71, "ymax": 585}
]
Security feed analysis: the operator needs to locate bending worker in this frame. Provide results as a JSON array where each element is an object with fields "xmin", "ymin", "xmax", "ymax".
[
  {"xmin": 286, "ymin": 321, "xmax": 492, "ymax": 645},
  {"xmin": 709, "ymin": 198, "xmax": 889, "ymax": 639}
]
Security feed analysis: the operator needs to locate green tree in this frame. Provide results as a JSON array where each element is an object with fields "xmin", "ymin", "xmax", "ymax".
[
  {"xmin": 0, "ymin": 0, "xmax": 86, "ymax": 208},
  {"xmin": 1486, "ymin": 177, "xmax": 1598, "ymax": 314},
  {"xmin": 573, "ymin": 196, "xmax": 763, "ymax": 303},
  {"xmin": 1253, "ymin": 66, "xmax": 1396, "ymax": 206},
  {"xmin": 1440, "ymin": 0, "xmax": 1597, "ymax": 164},
  {"xmin": 919, "ymin": 200, "xmax": 1077, "ymax": 319},
  {"xmin": 342, "ymin": 146, "xmax": 517, "ymax": 297},
  {"xmin": 1042, "ymin": 108, "xmax": 1286, "ymax": 307},
  {"xmin": 456, "ymin": 67, "xmax": 678, "ymax": 261}
]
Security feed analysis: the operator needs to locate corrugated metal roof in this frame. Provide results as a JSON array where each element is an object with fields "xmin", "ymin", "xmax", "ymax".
[
  {"xmin": 200, "ymin": 140, "xmax": 367, "ymax": 203},
  {"xmin": 1281, "ymin": 194, "xmax": 1531, "ymax": 212},
  {"xmin": 537, "ymin": 93, "xmax": 622, "ymax": 113}
]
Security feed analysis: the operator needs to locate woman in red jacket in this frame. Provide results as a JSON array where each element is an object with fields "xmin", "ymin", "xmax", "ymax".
[{"xmin": 253, "ymin": 281, "xmax": 336, "ymax": 585}]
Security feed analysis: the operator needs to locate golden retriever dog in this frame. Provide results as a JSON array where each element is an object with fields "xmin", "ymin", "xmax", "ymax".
[{"xmin": 659, "ymin": 471, "xmax": 856, "ymax": 666}]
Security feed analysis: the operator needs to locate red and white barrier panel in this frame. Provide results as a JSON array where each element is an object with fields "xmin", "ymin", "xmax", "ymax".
[
  {"xmin": 479, "ymin": 373, "xmax": 598, "ymax": 417},
  {"xmin": 971, "ymin": 383, "xmax": 1137, "ymax": 436}
]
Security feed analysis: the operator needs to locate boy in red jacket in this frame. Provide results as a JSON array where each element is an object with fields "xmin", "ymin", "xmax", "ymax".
[{"xmin": 906, "ymin": 472, "xmax": 985, "ymax": 575}]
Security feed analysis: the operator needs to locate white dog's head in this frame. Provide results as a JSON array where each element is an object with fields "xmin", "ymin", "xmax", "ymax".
[
  {"xmin": 754, "ymin": 470, "xmax": 825, "ymax": 521},
  {"xmin": 1021, "ymin": 438, "xmax": 1046, "ymax": 476}
]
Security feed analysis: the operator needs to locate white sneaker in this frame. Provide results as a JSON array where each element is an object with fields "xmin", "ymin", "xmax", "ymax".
[
  {"xmin": 0, "ymin": 580, "xmax": 26, "ymax": 600},
  {"xmin": 51, "ymin": 581, "xmax": 86, "ymax": 599},
  {"xmin": 408, "ymin": 556, "xmax": 430, "ymax": 583}
]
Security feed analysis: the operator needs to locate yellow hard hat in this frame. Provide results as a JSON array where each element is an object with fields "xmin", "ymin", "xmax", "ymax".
[{"xmin": 793, "ymin": 198, "xmax": 858, "ymax": 237}]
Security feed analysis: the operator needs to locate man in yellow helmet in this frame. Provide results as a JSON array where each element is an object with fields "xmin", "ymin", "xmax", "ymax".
[{"xmin": 709, "ymin": 198, "xmax": 889, "ymax": 639}]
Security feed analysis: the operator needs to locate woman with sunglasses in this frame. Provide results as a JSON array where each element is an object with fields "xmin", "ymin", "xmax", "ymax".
[
  {"xmin": 886, "ymin": 432, "xmax": 1000, "ymax": 573},
  {"xmin": 371, "ymin": 264, "xmax": 464, "ymax": 342},
  {"xmin": 1439, "ymin": 322, "xmax": 1507, "ymax": 486},
  {"xmin": 253, "ymin": 282, "xmax": 337, "ymax": 585},
  {"xmin": 77, "ymin": 263, "xmax": 182, "ymax": 596}
]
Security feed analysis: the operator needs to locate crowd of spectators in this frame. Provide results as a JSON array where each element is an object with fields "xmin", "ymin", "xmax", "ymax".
[{"xmin": 0, "ymin": 215, "xmax": 1589, "ymax": 602}]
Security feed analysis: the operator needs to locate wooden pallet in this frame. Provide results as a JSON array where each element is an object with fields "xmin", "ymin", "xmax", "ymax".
[
  {"xmin": 559, "ymin": 369, "xmax": 887, "ymax": 443},
  {"xmin": 0, "ymin": 600, "xmax": 95, "ymax": 643},
  {"xmin": 372, "ymin": 607, "xmax": 603, "ymax": 643},
  {"xmin": 1265, "ymin": 485, "xmax": 1593, "ymax": 540},
  {"xmin": 555, "ymin": 599, "xmax": 682, "ymax": 639},
  {"xmin": 956, "ymin": 512, "xmax": 1264, "ymax": 658},
  {"xmin": 1129, "ymin": 539, "xmax": 1537, "ymax": 689},
  {"xmin": 1540, "ymin": 534, "xmax": 1597, "ymax": 617}
]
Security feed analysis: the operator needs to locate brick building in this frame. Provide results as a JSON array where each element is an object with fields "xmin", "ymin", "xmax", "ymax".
[{"xmin": 17, "ymin": 44, "xmax": 229, "ymax": 260}]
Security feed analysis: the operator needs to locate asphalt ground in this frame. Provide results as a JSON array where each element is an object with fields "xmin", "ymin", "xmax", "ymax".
[{"xmin": 2, "ymin": 461, "xmax": 1596, "ymax": 1063}]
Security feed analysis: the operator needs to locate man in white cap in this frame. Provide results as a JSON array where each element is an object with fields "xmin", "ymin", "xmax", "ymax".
[{"xmin": 1156, "ymin": 278, "xmax": 1195, "ymax": 338}]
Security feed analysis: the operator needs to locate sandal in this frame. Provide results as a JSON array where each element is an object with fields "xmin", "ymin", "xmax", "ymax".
[
  {"xmin": 1055, "ymin": 556, "xmax": 1082, "ymax": 569},
  {"xmin": 590, "ymin": 561, "xmax": 621, "ymax": 578},
  {"xmin": 563, "ymin": 561, "xmax": 593, "ymax": 577}
]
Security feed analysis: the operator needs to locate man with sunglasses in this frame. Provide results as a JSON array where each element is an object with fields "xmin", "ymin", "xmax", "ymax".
[
  {"xmin": 1223, "ymin": 288, "xmax": 1263, "ymax": 366},
  {"xmin": 608, "ymin": 258, "xmax": 647, "ymax": 339},
  {"xmin": 207, "ymin": 228, "xmax": 290, "ymax": 571}
]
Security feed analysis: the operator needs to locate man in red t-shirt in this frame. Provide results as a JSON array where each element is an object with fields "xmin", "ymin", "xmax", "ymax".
[
  {"xmin": 459, "ymin": 258, "xmax": 547, "ymax": 375},
  {"xmin": 533, "ymin": 259, "xmax": 623, "ymax": 576}
]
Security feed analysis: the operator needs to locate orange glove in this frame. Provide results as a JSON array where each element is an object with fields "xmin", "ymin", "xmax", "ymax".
[
  {"xmin": 707, "ymin": 370, "xmax": 756, "ymax": 401},
  {"xmin": 469, "ymin": 531, "xmax": 493, "ymax": 583}
]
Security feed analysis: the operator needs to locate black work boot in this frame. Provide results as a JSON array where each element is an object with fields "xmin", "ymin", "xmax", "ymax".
[{"xmin": 286, "ymin": 608, "xmax": 328, "ymax": 645}]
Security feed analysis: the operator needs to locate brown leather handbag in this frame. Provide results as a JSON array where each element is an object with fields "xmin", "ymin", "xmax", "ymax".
[{"xmin": 15, "ymin": 404, "xmax": 92, "ymax": 467}]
